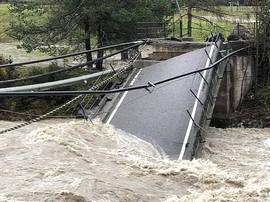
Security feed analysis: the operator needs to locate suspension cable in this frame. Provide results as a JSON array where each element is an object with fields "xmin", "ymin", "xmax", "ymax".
[
  {"xmin": 0, "ymin": 42, "xmax": 145, "ymax": 85},
  {"xmin": 0, "ymin": 46, "xmax": 249, "ymax": 97},
  {"xmin": 0, "ymin": 41, "xmax": 144, "ymax": 69},
  {"xmin": 0, "ymin": 44, "xmax": 145, "ymax": 135}
]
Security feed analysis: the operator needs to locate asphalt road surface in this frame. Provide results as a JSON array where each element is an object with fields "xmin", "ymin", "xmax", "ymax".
[{"xmin": 105, "ymin": 45, "xmax": 218, "ymax": 159}]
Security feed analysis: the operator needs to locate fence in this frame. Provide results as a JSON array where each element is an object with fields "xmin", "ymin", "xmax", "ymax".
[{"xmin": 136, "ymin": 22, "xmax": 168, "ymax": 39}]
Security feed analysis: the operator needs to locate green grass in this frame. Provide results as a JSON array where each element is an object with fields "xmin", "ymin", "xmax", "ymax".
[
  {"xmin": 188, "ymin": 19, "xmax": 234, "ymax": 41},
  {"xmin": 192, "ymin": 6, "xmax": 255, "ymax": 19},
  {"xmin": 171, "ymin": 6, "xmax": 256, "ymax": 41},
  {"xmin": 218, "ymin": 6, "xmax": 255, "ymax": 17},
  {"xmin": 0, "ymin": 4, "xmax": 12, "ymax": 42},
  {"xmin": 0, "ymin": 4, "xmax": 255, "ymax": 43},
  {"xmin": 171, "ymin": 17, "xmax": 236, "ymax": 41}
]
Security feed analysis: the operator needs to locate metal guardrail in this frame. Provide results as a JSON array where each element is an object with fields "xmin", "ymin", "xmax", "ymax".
[
  {"xmin": 0, "ymin": 42, "xmax": 145, "ymax": 85},
  {"xmin": 0, "ymin": 69, "xmax": 117, "ymax": 92},
  {"xmin": 179, "ymin": 33, "xmax": 249, "ymax": 159},
  {"xmin": 0, "ymin": 48, "xmax": 145, "ymax": 135},
  {"xmin": 0, "ymin": 45, "xmax": 248, "ymax": 96},
  {"xmin": 183, "ymin": 39, "xmax": 249, "ymax": 159}
]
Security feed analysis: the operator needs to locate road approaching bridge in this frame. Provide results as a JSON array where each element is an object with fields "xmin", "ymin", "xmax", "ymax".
[{"xmin": 104, "ymin": 44, "xmax": 221, "ymax": 159}]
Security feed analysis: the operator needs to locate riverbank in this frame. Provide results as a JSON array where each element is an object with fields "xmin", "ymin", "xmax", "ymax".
[{"xmin": 228, "ymin": 88, "xmax": 270, "ymax": 128}]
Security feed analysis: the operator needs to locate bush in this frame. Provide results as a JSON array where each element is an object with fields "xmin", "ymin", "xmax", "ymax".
[{"xmin": 0, "ymin": 55, "xmax": 15, "ymax": 80}]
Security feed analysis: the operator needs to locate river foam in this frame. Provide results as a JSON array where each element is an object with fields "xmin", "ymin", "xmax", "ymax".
[{"xmin": 0, "ymin": 120, "xmax": 269, "ymax": 201}]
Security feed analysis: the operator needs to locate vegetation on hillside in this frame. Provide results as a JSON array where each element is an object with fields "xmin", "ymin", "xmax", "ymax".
[
  {"xmin": 0, "ymin": 3, "xmax": 255, "ymax": 43},
  {"xmin": 0, "ymin": 4, "xmax": 11, "ymax": 42},
  {"xmin": 0, "ymin": 2, "xmax": 262, "ymax": 122},
  {"xmin": 8, "ymin": 0, "xmax": 172, "ymax": 69},
  {"xmin": 171, "ymin": 4, "xmax": 255, "ymax": 41}
]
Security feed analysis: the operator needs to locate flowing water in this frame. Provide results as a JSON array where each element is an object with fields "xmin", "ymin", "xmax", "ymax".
[{"xmin": 0, "ymin": 120, "xmax": 269, "ymax": 201}]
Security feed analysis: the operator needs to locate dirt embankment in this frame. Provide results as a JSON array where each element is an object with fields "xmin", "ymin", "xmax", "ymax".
[{"xmin": 229, "ymin": 89, "xmax": 270, "ymax": 128}]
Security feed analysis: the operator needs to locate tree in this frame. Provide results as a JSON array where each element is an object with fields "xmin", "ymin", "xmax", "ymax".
[
  {"xmin": 254, "ymin": 0, "xmax": 270, "ymax": 86},
  {"xmin": 177, "ymin": 0, "xmax": 221, "ymax": 37},
  {"xmin": 8, "ymin": 0, "xmax": 172, "ymax": 69}
]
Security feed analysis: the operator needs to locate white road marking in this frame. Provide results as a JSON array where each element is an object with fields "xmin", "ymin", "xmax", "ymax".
[
  {"xmin": 106, "ymin": 69, "xmax": 143, "ymax": 124},
  {"xmin": 179, "ymin": 45, "xmax": 215, "ymax": 160}
]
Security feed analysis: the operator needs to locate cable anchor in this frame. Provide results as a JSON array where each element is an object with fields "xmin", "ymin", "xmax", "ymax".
[{"xmin": 145, "ymin": 81, "xmax": 156, "ymax": 93}]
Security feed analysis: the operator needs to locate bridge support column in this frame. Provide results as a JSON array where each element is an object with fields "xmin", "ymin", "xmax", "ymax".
[{"xmin": 213, "ymin": 54, "xmax": 255, "ymax": 125}]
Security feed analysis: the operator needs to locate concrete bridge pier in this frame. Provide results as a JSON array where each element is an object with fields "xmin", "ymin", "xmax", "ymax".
[{"xmin": 212, "ymin": 42, "xmax": 255, "ymax": 126}]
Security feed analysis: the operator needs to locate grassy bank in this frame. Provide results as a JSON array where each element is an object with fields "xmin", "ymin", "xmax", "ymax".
[
  {"xmin": 0, "ymin": 4, "xmax": 256, "ymax": 43},
  {"xmin": 0, "ymin": 4, "xmax": 12, "ymax": 42},
  {"xmin": 172, "ymin": 18, "xmax": 235, "ymax": 41},
  {"xmin": 171, "ymin": 6, "xmax": 255, "ymax": 41}
]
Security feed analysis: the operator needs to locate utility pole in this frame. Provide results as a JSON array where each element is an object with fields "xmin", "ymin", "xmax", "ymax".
[
  {"xmin": 187, "ymin": 6, "xmax": 192, "ymax": 37},
  {"xmin": 175, "ymin": 0, "xmax": 183, "ymax": 38}
]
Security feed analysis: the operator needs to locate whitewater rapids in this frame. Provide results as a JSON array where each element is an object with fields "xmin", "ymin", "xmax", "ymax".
[{"xmin": 0, "ymin": 120, "xmax": 269, "ymax": 201}]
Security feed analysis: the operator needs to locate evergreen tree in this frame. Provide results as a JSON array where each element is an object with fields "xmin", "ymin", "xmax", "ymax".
[
  {"xmin": 8, "ymin": 0, "xmax": 172, "ymax": 69},
  {"xmin": 178, "ymin": 0, "xmax": 220, "ymax": 37}
]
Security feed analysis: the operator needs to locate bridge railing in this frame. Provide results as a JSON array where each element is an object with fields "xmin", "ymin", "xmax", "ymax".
[
  {"xmin": 182, "ymin": 38, "xmax": 250, "ymax": 159},
  {"xmin": 179, "ymin": 38, "xmax": 223, "ymax": 159},
  {"xmin": 200, "ymin": 49, "xmax": 229, "ymax": 130}
]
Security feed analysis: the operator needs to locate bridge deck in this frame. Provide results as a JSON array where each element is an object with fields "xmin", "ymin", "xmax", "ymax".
[{"xmin": 104, "ymin": 45, "xmax": 219, "ymax": 159}]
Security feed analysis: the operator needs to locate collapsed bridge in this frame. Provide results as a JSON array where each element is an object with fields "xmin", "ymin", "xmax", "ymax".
[{"xmin": 0, "ymin": 37, "xmax": 252, "ymax": 159}]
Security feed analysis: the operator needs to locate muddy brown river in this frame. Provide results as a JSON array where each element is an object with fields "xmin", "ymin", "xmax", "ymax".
[{"xmin": 0, "ymin": 120, "xmax": 269, "ymax": 201}]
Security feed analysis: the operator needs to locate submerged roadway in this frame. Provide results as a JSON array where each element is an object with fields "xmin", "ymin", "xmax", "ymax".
[{"xmin": 104, "ymin": 44, "xmax": 220, "ymax": 159}]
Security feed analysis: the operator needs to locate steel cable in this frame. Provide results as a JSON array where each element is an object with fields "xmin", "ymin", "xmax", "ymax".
[
  {"xmin": 0, "ymin": 42, "xmax": 145, "ymax": 85},
  {"xmin": 0, "ymin": 46, "xmax": 248, "ymax": 97},
  {"xmin": 0, "ymin": 44, "xmax": 145, "ymax": 135},
  {"xmin": 0, "ymin": 41, "xmax": 144, "ymax": 69}
]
